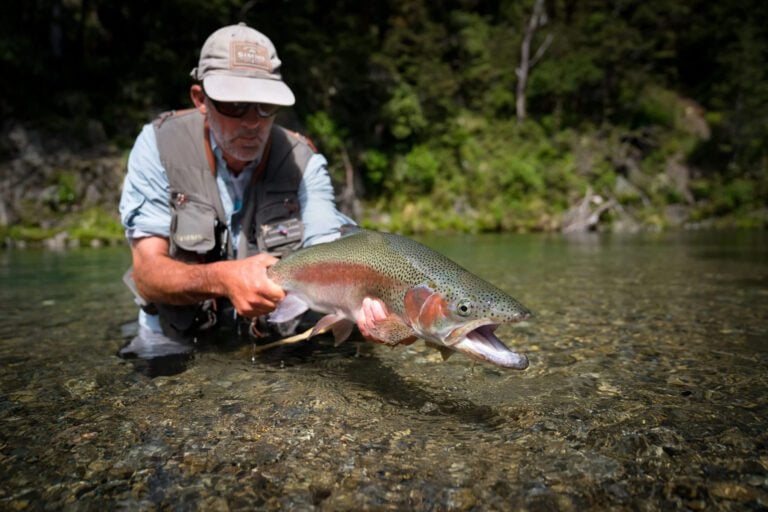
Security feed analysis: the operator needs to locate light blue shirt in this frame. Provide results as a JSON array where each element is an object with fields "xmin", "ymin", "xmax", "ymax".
[{"xmin": 119, "ymin": 121, "xmax": 354, "ymax": 332}]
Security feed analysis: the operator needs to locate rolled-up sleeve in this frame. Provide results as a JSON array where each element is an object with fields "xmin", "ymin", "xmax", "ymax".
[
  {"xmin": 298, "ymin": 153, "xmax": 356, "ymax": 246},
  {"xmin": 119, "ymin": 124, "xmax": 172, "ymax": 240}
]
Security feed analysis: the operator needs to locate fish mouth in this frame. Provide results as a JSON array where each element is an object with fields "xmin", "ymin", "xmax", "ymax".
[{"xmin": 446, "ymin": 321, "xmax": 529, "ymax": 370}]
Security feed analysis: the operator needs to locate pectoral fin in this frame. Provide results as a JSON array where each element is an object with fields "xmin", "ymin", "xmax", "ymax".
[
  {"xmin": 425, "ymin": 340, "xmax": 455, "ymax": 361},
  {"xmin": 269, "ymin": 293, "xmax": 309, "ymax": 323},
  {"xmin": 367, "ymin": 315, "xmax": 418, "ymax": 346}
]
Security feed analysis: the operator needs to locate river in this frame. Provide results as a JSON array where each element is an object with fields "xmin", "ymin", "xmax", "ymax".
[{"xmin": 1, "ymin": 230, "xmax": 767, "ymax": 510}]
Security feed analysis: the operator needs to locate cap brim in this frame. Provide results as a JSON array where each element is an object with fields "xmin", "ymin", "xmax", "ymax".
[{"xmin": 203, "ymin": 75, "xmax": 295, "ymax": 106}]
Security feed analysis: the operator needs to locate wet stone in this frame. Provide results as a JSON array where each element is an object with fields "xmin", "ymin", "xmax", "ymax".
[{"xmin": 709, "ymin": 482, "xmax": 761, "ymax": 502}]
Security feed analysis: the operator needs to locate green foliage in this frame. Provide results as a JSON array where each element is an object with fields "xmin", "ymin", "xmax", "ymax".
[
  {"xmin": 390, "ymin": 145, "xmax": 441, "ymax": 194},
  {"xmin": 65, "ymin": 208, "xmax": 125, "ymax": 244},
  {"xmin": 55, "ymin": 172, "xmax": 78, "ymax": 207},
  {"xmin": 305, "ymin": 111, "xmax": 350, "ymax": 187},
  {"xmin": 306, "ymin": 112, "xmax": 344, "ymax": 153},
  {"xmin": 633, "ymin": 86, "xmax": 678, "ymax": 129},
  {"xmin": 0, "ymin": 206, "xmax": 123, "ymax": 247},
  {"xmin": 361, "ymin": 150, "xmax": 389, "ymax": 187},
  {"xmin": 0, "ymin": 225, "xmax": 56, "ymax": 243},
  {"xmin": 382, "ymin": 83, "xmax": 428, "ymax": 140},
  {"xmin": 1, "ymin": 0, "xmax": 766, "ymax": 239}
]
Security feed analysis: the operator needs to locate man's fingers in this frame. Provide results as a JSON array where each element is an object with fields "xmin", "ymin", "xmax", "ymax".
[
  {"xmin": 264, "ymin": 283, "xmax": 286, "ymax": 303},
  {"xmin": 362, "ymin": 298, "xmax": 375, "ymax": 333},
  {"xmin": 358, "ymin": 297, "xmax": 390, "ymax": 338},
  {"xmin": 234, "ymin": 295, "xmax": 279, "ymax": 318},
  {"xmin": 368, "ymin": 298, "xmax": 387, "ymax": 320}
]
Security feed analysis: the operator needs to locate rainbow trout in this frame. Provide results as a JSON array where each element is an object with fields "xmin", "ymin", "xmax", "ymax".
[{"xmin": 267, "ymin": 227, "xmax": 531, "ymax": 369}]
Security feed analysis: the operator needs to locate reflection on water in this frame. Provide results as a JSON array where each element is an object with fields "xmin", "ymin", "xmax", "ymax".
[{"xmin": 1, "ymin": 232, "xmax": 767, "ymax": 510}]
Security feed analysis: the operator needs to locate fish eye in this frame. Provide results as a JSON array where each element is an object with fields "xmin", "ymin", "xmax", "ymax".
[{"xmin": 456, "ymin": 300, "xmax": 472, "ymax": 317}]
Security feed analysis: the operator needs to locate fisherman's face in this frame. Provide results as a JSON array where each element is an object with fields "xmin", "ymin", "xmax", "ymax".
[
  {"xmin": 190, "ymin": 84, "xmax": 275, "ymax": 164},
  {"xmin": 205, "ymin": 97, "xmax": 275, "ymax": 163}
]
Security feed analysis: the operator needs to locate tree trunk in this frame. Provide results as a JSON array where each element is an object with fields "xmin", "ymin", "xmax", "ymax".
[
  {"xmin": 338, "ymin": 144, "xmax": 363, "ymax": 220},
  {"xmin": 516, "ymin": 0, "xmax": 553, "ymax": 123}
]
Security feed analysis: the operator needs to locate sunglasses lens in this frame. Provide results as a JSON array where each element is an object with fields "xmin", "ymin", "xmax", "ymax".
[
  {"xmin": 209, "ymin": 96, "xmax": 281, "ymax": 118},
  {"xmin": 257, "ymin": 104, "xmax": 281, "ymax": 117},
  {"xmin": 214, "ymin": 101, "xmax": 249, "ymax": 117}
]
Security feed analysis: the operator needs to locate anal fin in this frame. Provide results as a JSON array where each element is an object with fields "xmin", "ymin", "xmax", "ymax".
[
  {"xmin": 251, "ymin": 314, "xmax": 352, "ymax": 354},
  {"xmin": 332, "ymin": 321, "xmax": 355, "ymax": 346}
]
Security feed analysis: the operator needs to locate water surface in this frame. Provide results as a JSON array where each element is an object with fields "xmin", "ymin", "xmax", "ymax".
[{"xmin": 1, "ymin": 231, "xmax": 767, "ymax": 510}]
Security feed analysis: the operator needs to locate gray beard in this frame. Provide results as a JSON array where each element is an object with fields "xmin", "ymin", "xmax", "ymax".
[{"xmin": 208, "ymin": 115, "xmax": 266, "ymax": 163}]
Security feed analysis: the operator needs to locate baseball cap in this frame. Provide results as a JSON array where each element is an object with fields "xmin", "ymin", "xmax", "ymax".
[{"xmin": 190, "ymin": 23, "xmax": 295, "ymax": 106}]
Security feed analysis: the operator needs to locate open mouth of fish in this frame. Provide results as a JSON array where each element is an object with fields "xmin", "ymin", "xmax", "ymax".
[{"xmin": 447, "ymin": 320, "xmax": 529, "ymax": 370}]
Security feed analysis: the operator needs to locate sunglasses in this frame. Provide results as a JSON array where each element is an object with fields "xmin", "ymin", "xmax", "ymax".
[{"xmin": 207, "ymin": 96, "xmax": 281, "ymax": 119}]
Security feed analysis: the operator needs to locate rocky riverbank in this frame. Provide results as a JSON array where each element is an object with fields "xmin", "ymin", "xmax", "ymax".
[
  {"xmin": 1, "ymin": 122, "xmax": 765, "ymax": 250},
  {"xmin": 0, "ymin": 123, "xmax": 126, "ymax": 249}
]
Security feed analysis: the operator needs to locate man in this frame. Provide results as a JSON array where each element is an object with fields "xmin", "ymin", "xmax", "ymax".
[{"xmin": 119, "ymin": 23, "xmax": 384, "ymax": 355}]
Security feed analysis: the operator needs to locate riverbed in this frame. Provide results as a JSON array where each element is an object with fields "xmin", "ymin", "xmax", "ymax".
[{"xmin": 1, "ymin": 230, "xmax": 766, "ymax": 510}]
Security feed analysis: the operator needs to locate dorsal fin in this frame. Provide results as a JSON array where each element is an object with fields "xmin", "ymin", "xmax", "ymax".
[{"xmin": 339, "ymin": 224, "xmax": 363, "ymax": 238}]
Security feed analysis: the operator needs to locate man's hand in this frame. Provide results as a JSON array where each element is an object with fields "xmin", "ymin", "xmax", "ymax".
[
  {"xmin": 130, "ymin": 236, "xmax": 285, "ymax": 318},
  {"xmin": 217, "ymin": 254, "xmax": 285, "ymax": 318},
  {"xmin": 357, "ymin": 297, "xmax": 389, "ymax": 341}
]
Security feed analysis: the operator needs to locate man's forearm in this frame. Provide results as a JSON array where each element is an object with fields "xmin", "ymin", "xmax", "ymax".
[
  {"xmin": 134, "ymin": 256, "xmax": 231, "ymax": 305},
  {"xmin": 130, "ymin": 236, "xmax": 283, "ymax": 317},
  {"xmin": 130, "ymin": 234, "xmax": 234, "ymax": 306}
]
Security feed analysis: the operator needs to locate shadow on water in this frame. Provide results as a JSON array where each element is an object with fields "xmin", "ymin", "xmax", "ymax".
[
  {"xmin": 116, "ymin": 312, "xmax": 511, "ymax": 435},
  {"xmin": 115, "ymin": 310, "xmax": 512, "ymax": 434},
  {"xmin": 116, "ymin": 321, "xmax": 251, "ymax": 378},
  {"xmin": 118, "ymin": 352, "xmax": 196, "ymax": 378},
  {"xmin": 249, "ymin": 335, "xmax": 508, "ymax": 435},
  {"xmin": 117, "ymin": 330, "xmax": 508, "ymax": 441}
]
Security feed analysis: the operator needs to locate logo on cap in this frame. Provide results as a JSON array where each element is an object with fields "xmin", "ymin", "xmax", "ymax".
[{"xmin": 230, "ymin": 42, "xmax": 272, "ymax": 72}]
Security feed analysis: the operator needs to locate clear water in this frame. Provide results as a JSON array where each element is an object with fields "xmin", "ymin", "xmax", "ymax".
[{"xmin": 1, "ymin": 231, "xmax": 767, "ymax": 510}]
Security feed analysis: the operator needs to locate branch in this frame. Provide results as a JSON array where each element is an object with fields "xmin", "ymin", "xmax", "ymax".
[
  {"xmin": 561, "ymin": 188, "xmax": 617, "ymax": 233},
  {"xmin": 529, "ymin": 33, "xmax": 554, "ymax": 69}
]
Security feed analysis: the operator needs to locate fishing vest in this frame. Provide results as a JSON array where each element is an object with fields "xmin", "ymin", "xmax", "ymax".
[{"xmin": 141, "ymin": 109, "xmax": 316, "ymax": 337}]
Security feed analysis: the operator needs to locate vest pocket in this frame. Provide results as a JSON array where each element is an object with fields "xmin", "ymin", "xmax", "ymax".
[
  {"xmin": 253, "ymin": 192, "xmax": 304, "ymax": 256},
  {"xmin": 170, "ymin": 191, "xmax": 220, "ymax": 255}
]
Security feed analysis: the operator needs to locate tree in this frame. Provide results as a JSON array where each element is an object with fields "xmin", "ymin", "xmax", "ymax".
[{"xmin": 515, "ymin": 0, "xmax": 553, "ymax": 123}]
